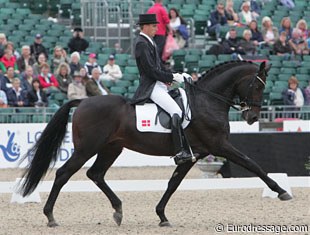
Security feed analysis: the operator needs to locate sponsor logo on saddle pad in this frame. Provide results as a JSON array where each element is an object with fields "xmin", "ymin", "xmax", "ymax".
[{"xmin": 136, "ymin": 88, "xmax": 191, "ymax": 133}]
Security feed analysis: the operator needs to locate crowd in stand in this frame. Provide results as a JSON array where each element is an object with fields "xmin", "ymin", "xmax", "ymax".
[{"xmin": 0, "ymin": 28, "xmax": 122, "ymax": 108}]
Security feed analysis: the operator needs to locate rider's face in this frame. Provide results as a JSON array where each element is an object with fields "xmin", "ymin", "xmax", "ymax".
[{"xmin": 142, "ymin": 24, "xmax": 158, "ymax": 38}]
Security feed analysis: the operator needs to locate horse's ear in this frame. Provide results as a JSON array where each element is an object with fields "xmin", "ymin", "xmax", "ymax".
[
  {"xmin": 259, "ymin": 61, "xmax": 266, "ymax": 71},
  {"xmin": 265, "ymin": 63, "xmax": 272, "ymax": 73}
]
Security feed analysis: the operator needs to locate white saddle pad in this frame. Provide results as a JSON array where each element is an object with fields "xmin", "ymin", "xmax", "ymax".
[{"xmin": 135, "ymin": 88, "xmax": 191, "ymax": 133}]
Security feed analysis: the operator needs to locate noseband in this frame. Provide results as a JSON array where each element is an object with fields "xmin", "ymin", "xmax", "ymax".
[{"xmin": 186, "ymin": 74, "xmax": 266, "ymax": 112}]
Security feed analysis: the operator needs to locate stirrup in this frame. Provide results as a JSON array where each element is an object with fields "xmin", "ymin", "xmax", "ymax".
[{"xmin": 173, "ymin": 151, "xmax": 198, "ymax": 165}]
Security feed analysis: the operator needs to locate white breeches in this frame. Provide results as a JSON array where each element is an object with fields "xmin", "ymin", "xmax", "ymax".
[{"xmin": 150, "ymin": 81, "xmax": 182, "ymax": 117}]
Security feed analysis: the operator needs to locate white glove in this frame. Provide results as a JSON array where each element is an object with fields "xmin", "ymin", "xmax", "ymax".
[
  {"xmin": 172, "ymin": 73, "xmax": 184, "ymax": 83},
  {"xmin": 182, "ymin": 72, "xmax": 192, "ymax": 81}
]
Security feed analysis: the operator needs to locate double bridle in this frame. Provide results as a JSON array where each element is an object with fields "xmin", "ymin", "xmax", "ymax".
[{"xmin": 186, "ymin": 74, "xmax": 266, "ymax": 112}]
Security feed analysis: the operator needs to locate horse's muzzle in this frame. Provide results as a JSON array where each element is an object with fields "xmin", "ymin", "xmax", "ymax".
[{"xmin": 242, "ymin": 110, "xmax": 258, "ymax": 125}]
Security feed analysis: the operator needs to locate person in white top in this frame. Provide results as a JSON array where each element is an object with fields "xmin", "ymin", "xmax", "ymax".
[{"xmin": 101, "ymin": 54, "xmax": 123, "ymax": 82}]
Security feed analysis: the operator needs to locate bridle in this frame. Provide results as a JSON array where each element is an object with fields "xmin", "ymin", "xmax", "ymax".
[{"xmin": 186, "ymin": 73, "xmax": 266, "ymax": 112}]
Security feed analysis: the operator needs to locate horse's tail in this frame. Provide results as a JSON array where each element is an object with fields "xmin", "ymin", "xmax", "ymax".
[{"xmin": 19, "ymin": 99, "xmax": 82, "ymax": 196}]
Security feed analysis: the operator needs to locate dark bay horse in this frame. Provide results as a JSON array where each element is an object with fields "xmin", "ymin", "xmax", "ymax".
[{"xmin": 19, "ymin": 61, "xmax": 292, "ymax": 227}]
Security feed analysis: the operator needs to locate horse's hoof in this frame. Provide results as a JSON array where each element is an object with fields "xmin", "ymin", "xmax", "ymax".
[
  {"xmin": 113, "ymin": 211, "xmax": 123, "ymax": 226},
  {"xmin": 278, "ymin": 192, "xmax": 293, "ymax": 201},
  {"xmin": 159, "ymin": 221, "xmax": 172, "ymax": 227},
  {"xmin": 47, "ymin": 221, "xmax": 59, "ymax": 227}
]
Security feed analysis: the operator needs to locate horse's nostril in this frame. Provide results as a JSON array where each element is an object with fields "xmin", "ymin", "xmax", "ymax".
[{"xmin": 252, "ymin": 116, "xmax": 258, "ymax": 122}]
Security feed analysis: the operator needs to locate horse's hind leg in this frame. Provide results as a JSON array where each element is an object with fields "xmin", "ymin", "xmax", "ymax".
[
  {"xmin": 86, "ymin": 143, "xmax": 123, "ymax": 226},
  {"xmin": 43, "ymin": 150, "xmax": 91, "ymax": 227},
  {"xmin": 156, "ymin": 160, "xmax": 196, "ymax": 227}
]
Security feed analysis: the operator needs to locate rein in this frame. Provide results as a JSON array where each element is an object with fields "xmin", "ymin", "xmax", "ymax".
[{"xmin": 185, "ymin": 75, "xmax": 265, "ymax": 112}]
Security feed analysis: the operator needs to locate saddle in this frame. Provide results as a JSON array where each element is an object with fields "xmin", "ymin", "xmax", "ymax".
[{"xmin": 135, "ymin": 88, "xmax": 191, "ymax": 133}]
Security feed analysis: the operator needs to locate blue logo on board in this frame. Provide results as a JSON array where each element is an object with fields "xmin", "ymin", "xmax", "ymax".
[{"xmin": 0, "ymin": 131, "xmax": 20, "ymax": 162}]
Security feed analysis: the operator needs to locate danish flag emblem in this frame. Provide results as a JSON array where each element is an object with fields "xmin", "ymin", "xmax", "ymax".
[{"xmin": 141, "ymin": 120, "xmax": 151, "ymax": 127}]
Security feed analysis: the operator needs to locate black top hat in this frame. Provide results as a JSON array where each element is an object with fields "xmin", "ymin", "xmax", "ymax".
[
  {"xmin": 74, "ymin": 27, "xmax": 83, "ymax": 32},
  {"xmin": 137, "ymin": 14, "xmax": 159, "ymax": 25}
]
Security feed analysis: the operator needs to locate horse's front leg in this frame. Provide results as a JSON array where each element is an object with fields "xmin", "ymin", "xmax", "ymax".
[
  {"xmin": 216, "ymin": 141, "xmax": 292, "ymax": 200},
  {"xmin": 156, "ymin": 160, "xmax": 197, "ymax": 227}
]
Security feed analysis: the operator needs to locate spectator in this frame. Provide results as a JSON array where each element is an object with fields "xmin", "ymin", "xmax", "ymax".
[
  {"xmin": 67, "ymin": 28, "xmax": 89, "ymax": 54},
  {"xmin": 55, "ymin": 62, "xmax": 72, "ymax": 94},
  {"xmin": 261, "ymin": 16, "xmax": 279, "ymax": 48},
  {"xmin": 69, "ymin": 51, "xmax": 83, "ymax": 76},
  {"xmin": 33, "ymin": 53, "xmax": 48, "ymax": 76},
  {"xmin": 16, "ymin": 45, "xmax": 35, "ymax": 73},
  {"xmin": 288, "ymin": 28, "xmax": 309, "ymax": 56},
  {"xmin": 30, "ymin": 34, "xmax": 48, "ymax": 62},
  {"xmin": 79, "ymin": 67, "xmax": 89, "ymax": 83},
  {"xmin": 6, "ymin": 41, "xmax": 20, "ymax": 59},
  {"xmin": 282, "ymin": 76, "xmax": 304, "ymax": 118},
  {"xmin": 248, "ymin": 20, "xmax": 264, "ymax": 46},
  {"xmin": 238, "ymin": 0, "xmax": 261, "ymax": 18},
  {"xmin": 27, "ymin": 79, "xmax": 48, "ymax": 107},
  {"xmin": 169, "ymin": 8, "xmax": 189, "ymax": 49},
  {"xmin": 0, "ymin": 33, "xmax": 7, "ymax": 58},
  {"xmin": 38, "ymin": 63, "xmax": 59, "ymax": 95},
  {"xmin": 207, "ymin": 2, "xmax": 233, "ymax": 41},
  {"xmin": 0, "ymin": 82, "xmax": 8, "ymax": 108},
  {"xmin": 279, "ymin": 17, "xmax": 293, "ymax": 41},
  {"xmin": 280, "ymin": 0, "xmax": 295, "ymax": 9},
  {"xmin": 1, "ymin": 66, "xmax": 18, "ymax": 92},
  {"xmin": 20, "ymin": 65, "xmax": 38, "ymax": 92},
  {"xmin": 0, "ymin": 49, "xmax": 19, "ymax": 74},
  {"xmin": 6, "ymin": 78, "xmax": 29, "ymax": 107},
  {"xmin": 225, "ymin": 0, "xmax": 238, "ymax": 22},
  {"xmin": 273, "ymin": 31, "xmax": 292, "ymax": 57},
  {"xmin": 147, "ymin": 0, "xmax": 171, "ymax": 58},
  {"xmin": 67, "ymin": 71, "xmax": 88, "ymax": 100},
  {"xmin": 296, "ymin": 19, "xmax": 309, "ymax": 41},
  {"xmin": 238, "ymin": 1, "xmax": 256, "ymax": 26},
  {"xmin": 84, "ymin": 53, "xmax": 102, "ymax": 78},
  {"xmin": 51, "ymin": 46, "xmax": 69, "ymax": 74},
  {"xmin": 303, "ymin": 81, "xmax": 310, "ymax": 105},
  {"xmin": 101, "ymin": 54, "xmax": 123, "ymax": 82},
  {"xmin": 85, "ymin": 68, "xmax": 109, "ymax": 96},
  {"xmin": 222, "ymin": 27, "xmax": 244, "ymax": 57},
  {"xmin": 238, "ymin": 29, "xmax": 257, "ymax": 56}
]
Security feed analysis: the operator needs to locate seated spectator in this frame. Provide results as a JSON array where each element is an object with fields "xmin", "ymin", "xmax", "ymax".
[
  {"xmin": 279, "ymin": 17, "xmax": 293, "ymax": 40},
  {"xmin": 6, "ymin": 78, "xmax": 29, "ymax": 107},
  {"xmin": 30, "ymin": 34, "xmax": 48, "ymax": 62},
  {"xmin": 248, "ymin": 20, "xmax": 264, "ymax": 46},
  {"xmin": 79, "ymin": 67, "xmax": 89, "ymax": 83},
  {"xmin": 0, "ymin": 33, "xmax": 7, "ymax": 58},
  {"xmin": 27, "ymin": 79, "xmax": 48, "ymax": 107},
  {"xmin": 225, "ymin": 0, "xmax": 238, "ymax": 22},
  {"xmin": 207, "ymin": 2, "xmax": 233, "ymax": 41},
  {"xmin": 38, "ymin": 63, "xmax": 59, "ymax": 95},
  {"xmin": 282, "ymin": 76, "xmax": 305, "ymax": 118},
  {"xmin": 1, "ymin": 66, "xmax": 18, "ymax": 92},
  {"xmin": 280, "ymin": 0, "xmax": 295, "ymax": 9},
  {"xmin": 69, "ymin": 51, "xmax": 83, "ymax": 76},
  {"xmin": 55, "ymin": 62, "xmax": 72, "ymax": 94},
  {"xmin": 303, "ymin": 81, "xmax": 310, "ymax": 105},
  {"xmin": 67, "ymin": 71, "xmax": 88, "ymax": 100},
  {"xmin": 238, "ymin": 1, "xmax": 257, "ymax": 26},
  {"xmin": 6, "ymin": 41, "xmax": 20, "ymax": 59},
  {"xmin": 16, "ymin": 45, "xmax": 35, "ymax": 73},
  {"xmin": 33, "ymin": 53, "xmax": 48, "ymax": 76},
  {"xmin": 84, "ymin": 53, "xmax": 102, "ymax": 77},
  {"xmin": 169, "ymin": 8, "xmax": 189, "ymax": 49},
  {"xmin": 20, "ymin": 65, "xmax": 38, "ymax": 92},
  {"xmin": 222, "ymin": 28, "xmax": 244, "ymax": 57},
  {"xmin": 273, "ymin": 31, "xmax": 292, "ymax": 57},
  {"xmin": 288, "ymin": 28, "xmax": 310, "ymax": 56},
  {"xmin": 296, "ymin": 19, "xmax": 309, "ymax": 41},
  {"xmin": 101, "ymin": 55, "xmax": 123, "ymax": 82},
  {"xmin": 0, "ymin": 49, "xmax": 19, "ymax": 74},
  {"xmin": 67, "ymin": 27, "xmax": 89, "ymax": 54},
  {"xmin": 238, "ymin": 29, "xmax": 257, "ymax": 56},
  {"xmin": 0, "ymin": 84, "xmax": 8, "ymax": 108},
  {"xmin": 85, "ymin": 68, "xmax": 109, "ymax": 96},
  {"xmin": 261, "ymin": 16, "xmax": 279, "ymax": 48},
  {"xmin": 51, "ymin": 46, "xmax": 69, "ymax": 74}
]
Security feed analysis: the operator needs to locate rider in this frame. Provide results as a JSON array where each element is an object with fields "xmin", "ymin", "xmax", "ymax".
[{"xmin": 131, "ymin": 14, "xmax": 193, "ymax": 165}]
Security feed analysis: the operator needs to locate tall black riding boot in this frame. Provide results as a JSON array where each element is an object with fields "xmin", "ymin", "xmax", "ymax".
[{"xmin": 171, "ymin": 114, "xmax": 193, "ymax": 165}]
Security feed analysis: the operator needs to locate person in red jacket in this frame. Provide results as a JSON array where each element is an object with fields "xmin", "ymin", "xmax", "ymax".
[
  {"xmin": 0, "ymin": 49, "xmax": 19, "ymax": 74},
  {"xmin": 38, "ymin": 62, "xmax": 59, "ymax": 96},
  {"xmin": 147, "ymin": 0, "xmax": 171, "ymax": 59}
]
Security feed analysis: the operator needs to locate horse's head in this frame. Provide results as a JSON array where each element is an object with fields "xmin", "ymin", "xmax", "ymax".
[{"xmin": 237, "ymin": 61, "xmax": 271, "ymax": 125}]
